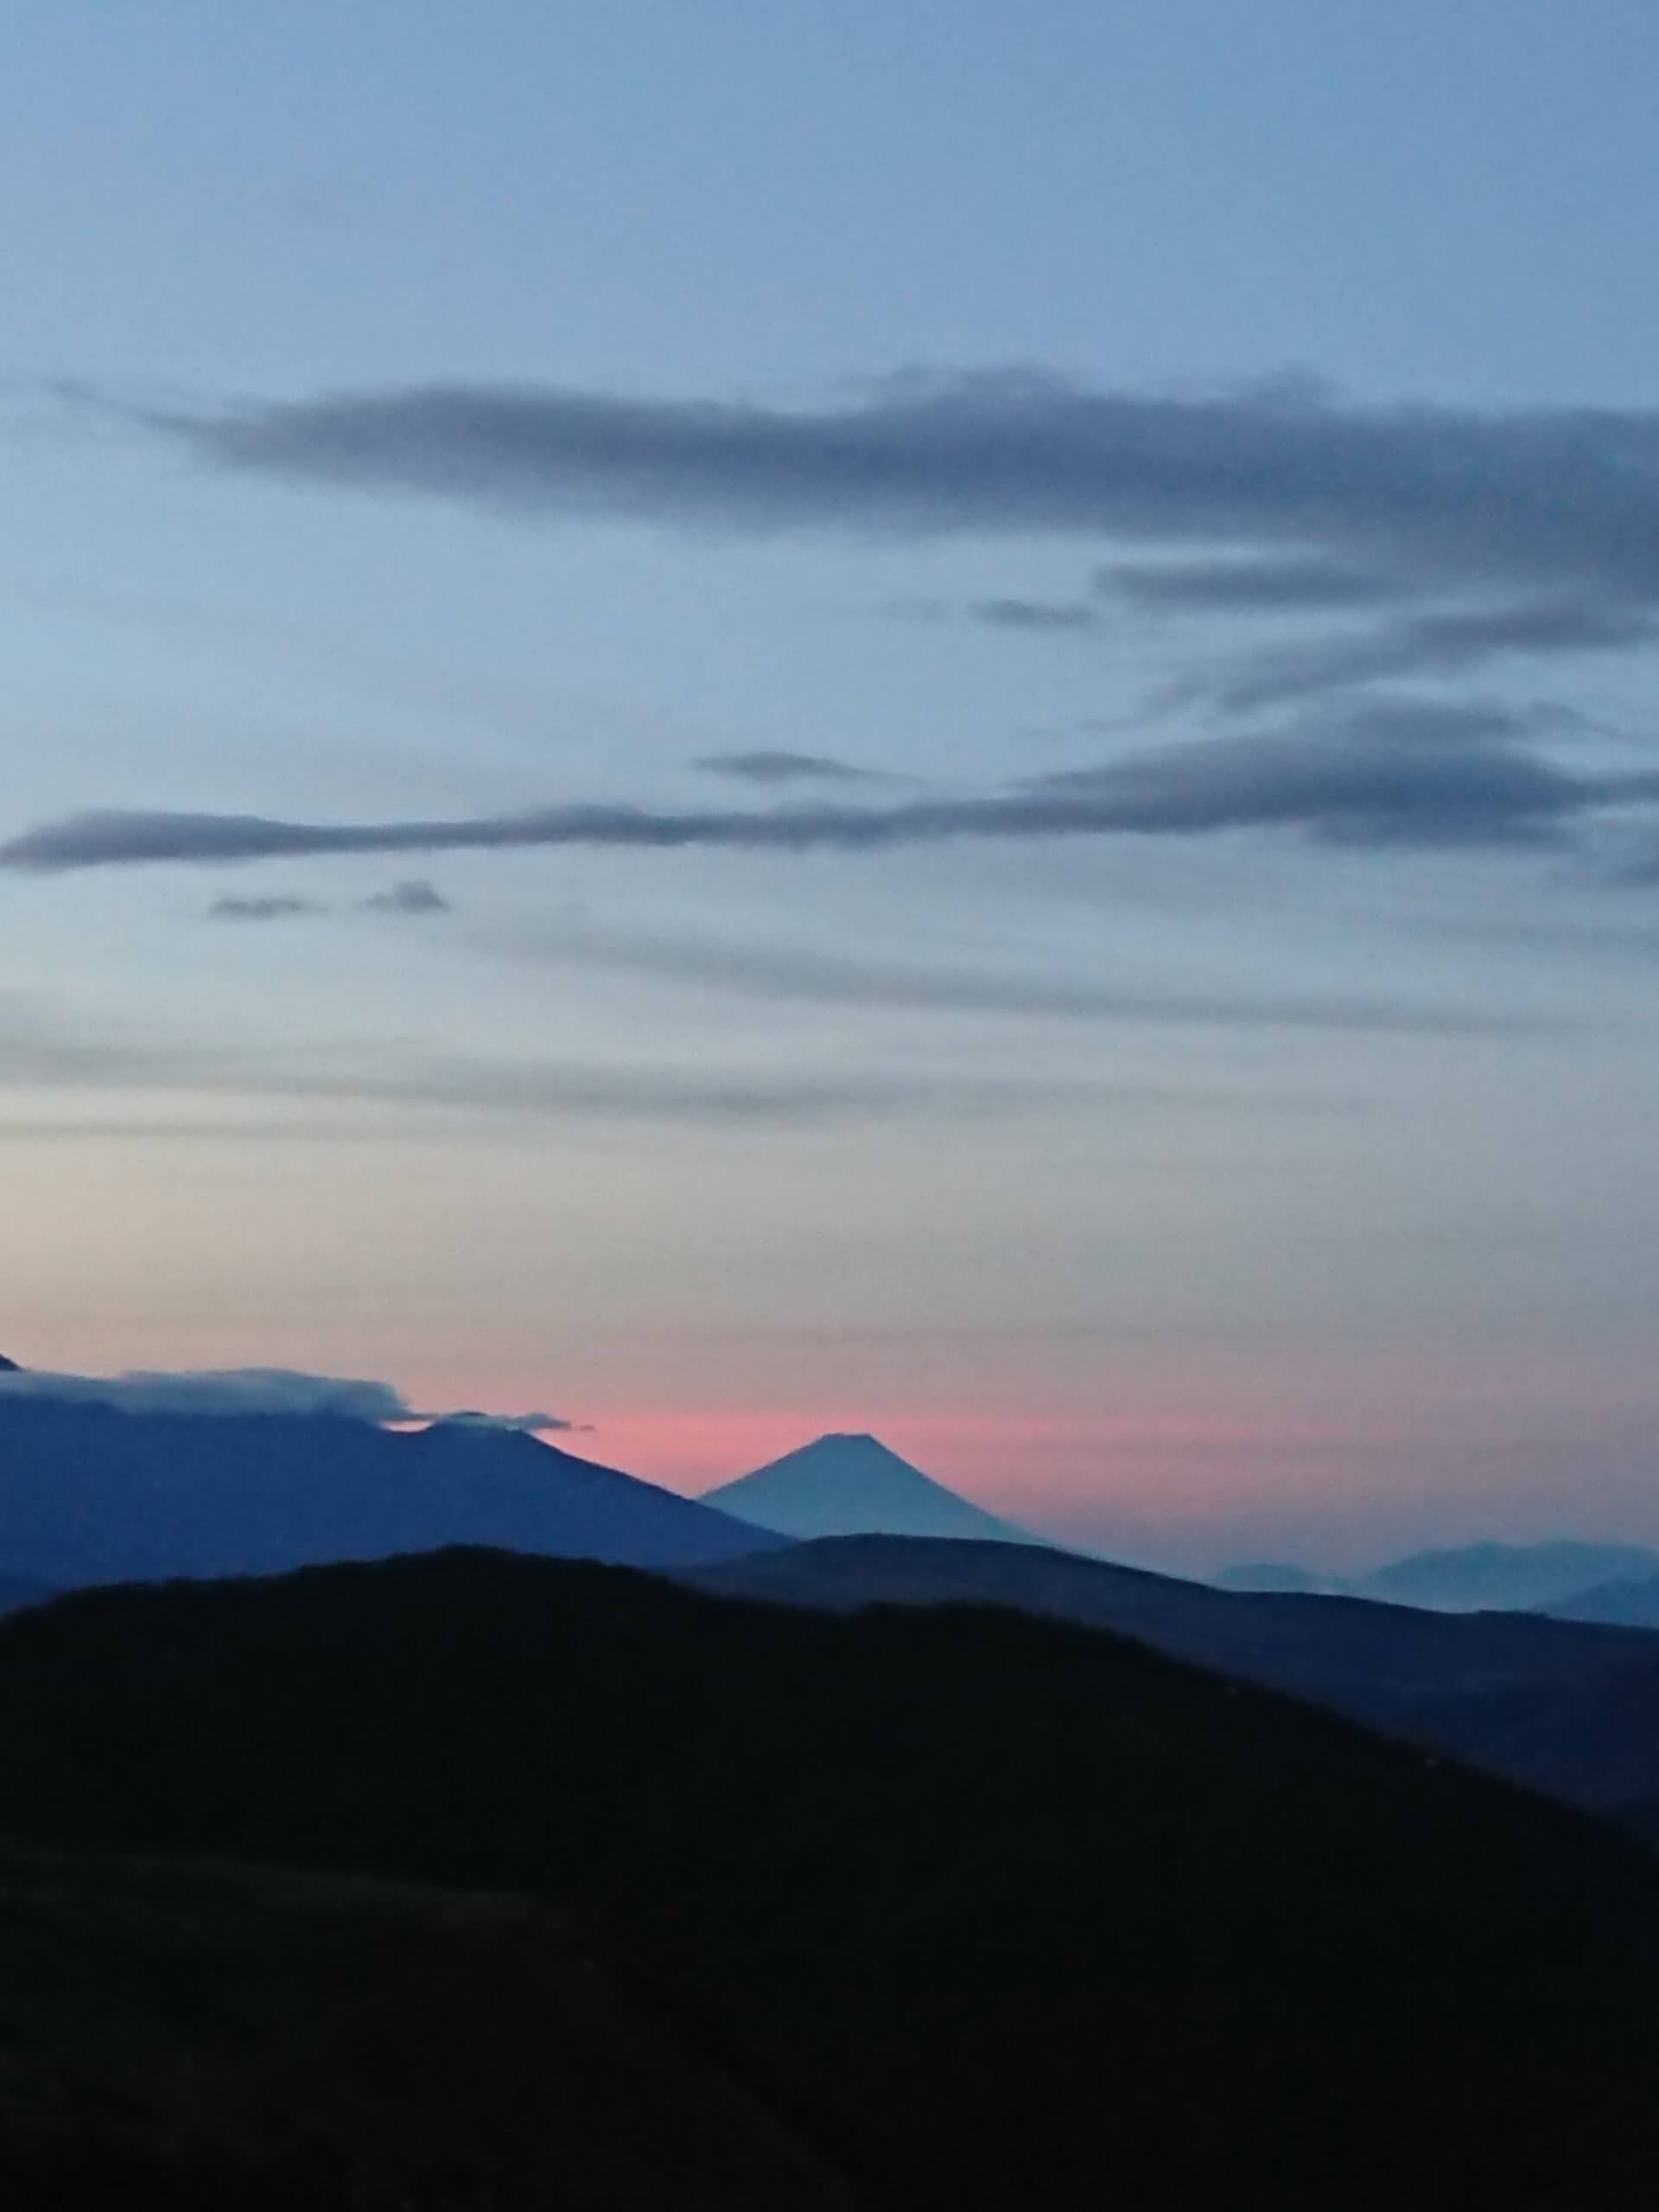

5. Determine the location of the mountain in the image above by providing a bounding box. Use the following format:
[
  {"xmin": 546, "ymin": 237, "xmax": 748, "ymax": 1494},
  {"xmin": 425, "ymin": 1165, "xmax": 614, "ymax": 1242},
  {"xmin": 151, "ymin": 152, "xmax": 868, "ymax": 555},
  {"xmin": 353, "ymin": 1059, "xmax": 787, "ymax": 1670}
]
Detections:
[
  {"xmin": 702, "ymin": 1431, "xmax": 1046, "ymax": 1545},
  {"xmin": 0, "ymin": 1395, "xmax": 780, "ymax": 1586},
  {"xmin": 3, "ymin": 1547, "xmax": 1659, "ymax": 2206},
  {"xmin": 689, "ymin": 1533, "xmax": 1659, "ymax": 1827},
  {"xmin": 0, "ymin": 1576, "xmax": 52, "ymax": 1618},
  {"xmin": 1545, "ymin": 1573, "xmax": 1659, "ymax": 1629},
  {"xmin": 0, "ymin": 1353, "xmax": 19, "ymax": 1372},
  {"xmin": 1354, "ymin": 1539, "xmax": 1659, "ymax": 1611},
  {"xmin": 1213, "ymin": 1560, "xmax": 1338, "ymax": 1594},
  {"xmin": 0, "ymin": 1838, "xmax": 851, "ymax": 2212}
]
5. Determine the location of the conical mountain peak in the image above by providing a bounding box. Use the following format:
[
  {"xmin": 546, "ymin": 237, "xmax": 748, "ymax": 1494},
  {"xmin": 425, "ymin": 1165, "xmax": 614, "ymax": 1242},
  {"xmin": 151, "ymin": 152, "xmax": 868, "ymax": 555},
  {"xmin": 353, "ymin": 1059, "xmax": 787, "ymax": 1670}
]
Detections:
[{"xmin": 703, "ymin": 1431, "xmax": 1047, "ymax": 1548}]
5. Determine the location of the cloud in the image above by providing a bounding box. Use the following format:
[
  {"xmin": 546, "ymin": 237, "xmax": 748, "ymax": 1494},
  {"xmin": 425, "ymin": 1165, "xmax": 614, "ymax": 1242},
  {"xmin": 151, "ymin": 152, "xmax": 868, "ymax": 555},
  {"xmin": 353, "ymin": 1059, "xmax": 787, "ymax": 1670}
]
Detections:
[
  {"xmin": 0, "ymin": 1363, "xmax": 575, "ymax": 1430},
  {"xmin": 1020, "ymin": 700, "xmax": 1609, "ymax": 850},
  {"xmin": 0, "ymin": 1364, "xmax": 414, "ymax": 1422},
  {"xmin": 507, "ymin": 916, "xmax": 1554, "ymax": 1037},
  {"xmin": 134, "ymin": 371, "xmax": 1659, "ymax": 602},
  {"xmin": 1097, "ymin": 557, "xmax": 1406, "ymax": 614},
  {"xmin": 363, "ymin": 878, "xmax": 451, "ymax": 915},
  {"xmin": 1216, "ymin": 598, "xmax": 1659, "ymax": 712},
  {"xmin": 0, "ymin": 989, "xmax": 1196, "ymax": 1130},
  {"xmin": 695, "ymin": 748, "xmax": 887, "ymax": 785},
  {"xmin": 970, "ymin": 597, "xmax": 1098, "ymax": 632},
  {"xmin": 426, "ymin": 1408, "xmax": 576, "ymax": 1433},
  {"xmin": 208, "ymin": 893, "xmax": 324, "ymax": 921},
  {"xmin": 3, "ymin": 696, "xmax": 1644, "ymax": 874}
]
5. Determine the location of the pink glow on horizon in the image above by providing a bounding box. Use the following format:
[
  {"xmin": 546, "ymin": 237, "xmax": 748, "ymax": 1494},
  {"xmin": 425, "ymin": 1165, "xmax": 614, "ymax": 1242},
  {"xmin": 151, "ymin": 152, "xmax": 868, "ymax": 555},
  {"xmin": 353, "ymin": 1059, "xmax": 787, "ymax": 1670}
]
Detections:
[{"xmin": 569, "ymin": 1401, "xmax": 1338, "ymax": 1513}]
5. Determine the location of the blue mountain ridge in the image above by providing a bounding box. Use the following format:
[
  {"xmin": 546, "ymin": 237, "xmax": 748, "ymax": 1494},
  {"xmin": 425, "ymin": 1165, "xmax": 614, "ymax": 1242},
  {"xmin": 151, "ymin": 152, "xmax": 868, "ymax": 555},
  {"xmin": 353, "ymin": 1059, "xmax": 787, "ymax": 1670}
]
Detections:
[{"xmin": 0, "ymin": 1395, "xmax": 780, "ymax": 1585}]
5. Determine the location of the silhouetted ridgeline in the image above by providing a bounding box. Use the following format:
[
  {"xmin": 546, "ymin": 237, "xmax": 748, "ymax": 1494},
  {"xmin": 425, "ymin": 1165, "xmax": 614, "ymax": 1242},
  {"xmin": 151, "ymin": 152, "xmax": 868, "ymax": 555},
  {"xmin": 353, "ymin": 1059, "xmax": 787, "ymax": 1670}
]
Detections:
[
  {"xmin": 690, "ymin": 1533, "xmax": 1659, "ymax": 1828},
  {"xmin": 3, "ymin": 1548, "xmax": 1659, "ymax": 2207},
  {"xmin": 0, "ymin": 1395, "xmax": 779, "ymax": 1581}
]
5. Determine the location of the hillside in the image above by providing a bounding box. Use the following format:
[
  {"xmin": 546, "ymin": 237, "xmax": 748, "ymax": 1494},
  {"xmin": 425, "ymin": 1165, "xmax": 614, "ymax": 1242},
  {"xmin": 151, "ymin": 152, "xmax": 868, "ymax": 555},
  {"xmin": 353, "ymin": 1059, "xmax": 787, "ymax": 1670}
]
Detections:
[
  {"xmin": 3, "ymin": 1548, "xmax": 1659, "ymax": 2206},
  {"xmin": 702, "ymin": 1431, "xmax": 1045, "ymax": 1544},
  {"xmin": 0, "ymin": 1397, "xmax": 779, "ymax": 1584},
  {"xmin": 0, "ymin": 1839, "xmax": 854, "ymax": 2209},
  {"xmin": 0, "ymin": 1577, "xmax": 52, "ymax": 1618},
  {"xmin": 690, "ymin": 1533, "xmax": 1659, "ymax": 1824}
]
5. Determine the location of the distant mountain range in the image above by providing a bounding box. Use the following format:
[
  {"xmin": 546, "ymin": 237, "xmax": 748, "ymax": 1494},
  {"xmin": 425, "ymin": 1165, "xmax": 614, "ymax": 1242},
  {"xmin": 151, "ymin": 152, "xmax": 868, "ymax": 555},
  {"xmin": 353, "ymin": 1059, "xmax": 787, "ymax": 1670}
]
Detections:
[
  {"xmin": 703, "ymin": 1431, "xmax": 1048, "ymax": 1546},
  {"xmin": 0, "ymin": 1395, "xmax": 779, "ymax": 1586},
  {"xmin": 1544, "ymin": 1573, "xmax": 1659, "ymax": 1629},
  {"xmin": 1219, "ymin": 1539, "xmax": 1659, "ymax": 1614}
]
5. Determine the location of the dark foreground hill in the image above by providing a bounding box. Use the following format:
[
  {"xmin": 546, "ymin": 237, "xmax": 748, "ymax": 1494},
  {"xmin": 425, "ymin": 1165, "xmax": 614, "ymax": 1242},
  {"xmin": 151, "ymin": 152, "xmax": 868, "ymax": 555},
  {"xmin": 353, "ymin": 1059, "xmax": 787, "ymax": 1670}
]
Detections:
[
  {"xmin": 4, "ymin": 1552, "xmax": 1659, "ymax": 2206},
  {"xmin": 0, "ymin": 1396, "xmax": 778, "ymax": 1584},
  {"xmin": 692, "ymin": 1533, "xmax": 1659, "ymax": 1827},
  {"xmin": 0, "ymin": 1839, "xmax": 853, "ymax": 2211}
]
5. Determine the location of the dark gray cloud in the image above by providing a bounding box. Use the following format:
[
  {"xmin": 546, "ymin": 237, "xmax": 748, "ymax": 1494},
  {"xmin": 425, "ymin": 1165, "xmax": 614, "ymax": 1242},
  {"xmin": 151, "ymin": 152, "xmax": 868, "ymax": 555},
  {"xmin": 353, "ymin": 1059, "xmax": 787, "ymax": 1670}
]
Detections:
[
  {"xmin": 1217, "ymin": 597, "xmax": 1659, "ymax": 712},
  {"xmin": 1097, "ymin": 557, "xmax": 1405, "ymax": 614},
  {"xmin": 4, "ymin": 695, "xmax": 1642, "ymax": 873},
  {"xmin": 508, "ymin": 917, "xmax": 1556, "ymax": 1037},
  {"xmin": 363, "ymin": 878, "xmax": 452, "ymax": 915},
  {"xmin": 137, "ymin": 372, "xmax": 1659, "ymax": 601},
  {"xmin": 1022, "ymin": 699, "xmax": 1611, "ymax": 850},
  {"xmin": 695, "ymin": 748, "xmax": 887, "ymax": 785},
  {"xmin": 970, "ymin": 597, "xmax": 1098, "ymax": 632},
  {"xmin": 207, "ymin": 893, "xmax": 324, "ymax": 922}
]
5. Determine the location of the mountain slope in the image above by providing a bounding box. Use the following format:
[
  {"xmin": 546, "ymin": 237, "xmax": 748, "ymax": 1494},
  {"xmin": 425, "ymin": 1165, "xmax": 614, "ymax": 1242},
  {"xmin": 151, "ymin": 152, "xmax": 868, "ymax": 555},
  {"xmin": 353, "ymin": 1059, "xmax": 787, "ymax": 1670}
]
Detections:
[
  {"xmin": 1355, "ymin": 1540, "xmax": 1659, "ymax": 1611},
  {"xmin": 690, "ymin": 1533, "xmax": 1659, "ymax": 1822},
  {"xmin": 4, "ymin": 1548, "xmax": 1659, "ymax": 2205},
  {"xmin": 702, "ymin": 1432, "xmax": 1044, "ymax": 1545},
  {"xmin": 0, "ymin": 1577, "xmax": 52, "ymax": 1618},
  {"xmin": 0, "ymin": 1397, "xmax": 779, "ymax": 1585},
  {"xmin": 0, "ymin": 1839, "xmax": 855, "ymax": 2210},
  {"xmin": 1545, "ymin": 1573, "xmax": 1659, "ymax": 1628}
]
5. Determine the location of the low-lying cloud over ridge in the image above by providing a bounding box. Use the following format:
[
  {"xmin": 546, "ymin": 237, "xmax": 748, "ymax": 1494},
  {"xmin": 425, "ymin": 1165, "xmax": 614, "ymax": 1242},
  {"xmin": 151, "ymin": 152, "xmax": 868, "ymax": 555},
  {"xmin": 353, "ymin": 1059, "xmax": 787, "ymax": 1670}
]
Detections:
[{"xmin": 0, "ymin": 1363, "xmax": 569, "ymax": 1429}]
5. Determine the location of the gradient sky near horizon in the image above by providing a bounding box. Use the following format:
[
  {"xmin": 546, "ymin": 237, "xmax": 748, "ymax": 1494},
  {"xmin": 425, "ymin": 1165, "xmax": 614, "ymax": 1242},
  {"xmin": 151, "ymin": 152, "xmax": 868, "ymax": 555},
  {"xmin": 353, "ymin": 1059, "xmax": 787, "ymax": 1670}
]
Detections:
[{"xmin": 7, "ymin": 1, "xmax": 1659, "ymax": 1571}]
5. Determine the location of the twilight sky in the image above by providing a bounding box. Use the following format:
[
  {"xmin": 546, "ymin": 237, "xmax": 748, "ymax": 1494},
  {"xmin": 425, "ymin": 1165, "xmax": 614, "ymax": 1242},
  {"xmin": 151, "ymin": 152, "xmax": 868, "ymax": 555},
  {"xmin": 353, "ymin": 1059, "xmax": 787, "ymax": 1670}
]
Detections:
[{"xmin": 5, "ymin": 1, "xmax": 1659, "ymax": 1570}]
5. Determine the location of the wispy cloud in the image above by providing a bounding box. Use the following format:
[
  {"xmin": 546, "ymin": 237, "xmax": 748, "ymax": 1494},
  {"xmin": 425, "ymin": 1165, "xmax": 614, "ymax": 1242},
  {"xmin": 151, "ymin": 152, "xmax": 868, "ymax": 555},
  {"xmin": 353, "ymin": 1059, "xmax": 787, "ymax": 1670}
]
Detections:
[
  {"xmin": 507, "ymin": 916, "xmax": 1556, "ymax": 1037},
  {"xmin": 1097, "ymin": 557, "xmax": 1407, "ymax": 615},
  {"xmin": 695, "ymin": 748, "xmax": 888, "ymax": 785},
  {"xmin": 5, "ymin": 696, "xmax": 1647, "ymax": 874},
  {"xmin": 1213, "ymin": 598, "xmax": 1659, "ymax": 713},
  {"xmin": 0, "ymin": 991, "xmax": 1249, "ymax": 1130},
  {"xmin": 132, "ymin": 371, "xmax": 1659, "ymax": 602},
  {"xmin": 363, "ymin": 878, "xmax": 451, "ymax": 915},
  {"xmin": 207, "ymin": 893, "xmax": 323, "ymax": 922}
]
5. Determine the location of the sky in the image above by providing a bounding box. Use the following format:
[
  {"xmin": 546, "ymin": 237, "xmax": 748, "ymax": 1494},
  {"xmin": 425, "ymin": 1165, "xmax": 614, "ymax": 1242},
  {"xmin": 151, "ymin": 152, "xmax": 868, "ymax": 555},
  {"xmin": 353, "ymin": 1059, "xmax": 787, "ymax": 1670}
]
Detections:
[{"xmin": 5, "ymin": 1, "xmax": 1659, "ymax": 1571}]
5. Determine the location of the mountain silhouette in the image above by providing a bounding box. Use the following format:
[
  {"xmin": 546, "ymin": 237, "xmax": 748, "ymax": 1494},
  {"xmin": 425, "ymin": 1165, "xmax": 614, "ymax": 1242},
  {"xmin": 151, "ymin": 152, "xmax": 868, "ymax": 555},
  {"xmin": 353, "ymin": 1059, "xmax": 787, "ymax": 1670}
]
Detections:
[
  {"xmin": 1356, "ymin": 1539, "xmax": 1659, "ymax": 1611},
  {"xmin": 0, "ymin": 1396, "xmax": 779, "ymax": 1585},
  {"xmin": 690, "ymin": 1532, "xmax": 1659, "ymax": 1829},
  {"xmin": 702, "ymin": 1431, "xmax": 1046, "ymax": 1545},
  {"xmin": 0, "ymin": 1838, "xmax": 850, "ymax": 2211},
  {"xmin": 5, "ymin": 1546, "xmax": 1659, "ymax": 2207},
  {"xmin": 0, "ymin": 1576, "xmax": 52, "ymax": 1618},
  {"xmin": 1547, "ymin": 1573, "xmax": 1659, "ymax": 1629},
  {"xmin": 1213, "ymin": 1540, "xmax": 1659, "ymax": 1611}
]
